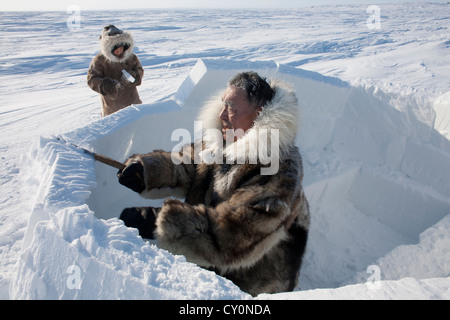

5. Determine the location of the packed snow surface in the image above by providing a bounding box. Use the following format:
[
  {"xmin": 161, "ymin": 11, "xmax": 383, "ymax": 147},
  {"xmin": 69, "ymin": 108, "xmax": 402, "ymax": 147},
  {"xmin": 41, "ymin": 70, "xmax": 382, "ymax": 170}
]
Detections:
[{"xmin": 1, "ymin": 4, "xmax": 449, "ymax": 299}]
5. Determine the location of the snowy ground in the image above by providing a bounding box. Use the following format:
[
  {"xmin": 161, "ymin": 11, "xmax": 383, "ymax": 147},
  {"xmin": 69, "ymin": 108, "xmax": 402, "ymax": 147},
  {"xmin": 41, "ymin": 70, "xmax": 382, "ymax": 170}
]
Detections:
[{"xmin": 1, "ymin": 3, "xmax": 449, "ymax": 300}]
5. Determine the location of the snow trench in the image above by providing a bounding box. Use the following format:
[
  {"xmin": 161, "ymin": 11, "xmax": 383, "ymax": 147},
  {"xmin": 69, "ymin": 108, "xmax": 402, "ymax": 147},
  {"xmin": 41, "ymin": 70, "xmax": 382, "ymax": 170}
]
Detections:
[{"xmin": 11, "ymin": 59, "xmax": 450, "ymax": 299}]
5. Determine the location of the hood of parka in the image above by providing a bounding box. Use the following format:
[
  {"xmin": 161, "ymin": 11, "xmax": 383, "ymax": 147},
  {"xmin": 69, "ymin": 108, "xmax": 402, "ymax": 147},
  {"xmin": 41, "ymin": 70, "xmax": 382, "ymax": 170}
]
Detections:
[
  {"xmin": 197, "ymin": 79, "xmax": 300, "ymax": 164},
  {"xmin": 99, "ymin": 25, "xmax": 135, "ymax": 63}
]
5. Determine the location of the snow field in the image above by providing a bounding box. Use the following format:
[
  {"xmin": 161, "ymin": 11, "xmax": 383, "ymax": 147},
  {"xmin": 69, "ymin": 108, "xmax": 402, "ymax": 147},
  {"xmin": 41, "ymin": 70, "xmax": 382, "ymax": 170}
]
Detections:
[{"xmin": 1, "ymin": 4, "xmax": 450, "ymax": 299}]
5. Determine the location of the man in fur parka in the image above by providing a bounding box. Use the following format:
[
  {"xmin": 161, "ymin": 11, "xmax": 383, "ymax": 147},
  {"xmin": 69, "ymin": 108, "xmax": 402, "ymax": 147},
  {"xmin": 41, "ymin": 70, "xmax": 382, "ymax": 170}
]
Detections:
[
  {"xmin": 118, "ymin": 72, "xmax": 310, "ymax": 296},
  {"xmin": 87, "ymin": 25, "xmax": 143, "ymax": 116}
]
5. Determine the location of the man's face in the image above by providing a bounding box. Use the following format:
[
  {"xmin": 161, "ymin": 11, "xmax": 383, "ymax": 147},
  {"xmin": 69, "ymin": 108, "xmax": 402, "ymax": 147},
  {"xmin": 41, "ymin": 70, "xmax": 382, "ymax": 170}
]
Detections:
[{"xmin": 219, "ymin": 86, "xmax": 261, "ymax": 141}]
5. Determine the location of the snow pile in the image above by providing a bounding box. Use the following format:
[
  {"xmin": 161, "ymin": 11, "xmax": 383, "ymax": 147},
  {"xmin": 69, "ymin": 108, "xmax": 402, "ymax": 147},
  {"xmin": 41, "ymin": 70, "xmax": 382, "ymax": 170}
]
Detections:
[
  {"xmin": 10, "ymin": 58, "xmax": 450, "ymax": 299},
  {"xmin": 258, "ymin": 276, "xmax": 450, "ymax": 300},
  {"xmin": 12, "ymin": 205, "xmax": 247, "ymax": 299}
]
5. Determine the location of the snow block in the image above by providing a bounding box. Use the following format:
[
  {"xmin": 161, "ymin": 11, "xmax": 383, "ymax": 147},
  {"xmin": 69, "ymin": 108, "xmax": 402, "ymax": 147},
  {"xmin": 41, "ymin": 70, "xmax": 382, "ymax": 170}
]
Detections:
[
  {"xmin": 433, "ymin": 91, "xmax": 450, "ymax": 141},
  {"xmin": 13, "ymin": 58, "xmax": 450, "ymax": 299}
]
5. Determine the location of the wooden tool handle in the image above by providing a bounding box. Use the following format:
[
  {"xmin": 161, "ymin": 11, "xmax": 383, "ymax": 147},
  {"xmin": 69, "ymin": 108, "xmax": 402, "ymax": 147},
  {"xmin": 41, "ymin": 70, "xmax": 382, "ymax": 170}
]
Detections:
[
  {"xmin": 56, "ymin": 136, "xmax": 126, "ymax": 170},
  {"xmin": 92, "ymin": 153, "xmax": 126, "ymax": 170}
]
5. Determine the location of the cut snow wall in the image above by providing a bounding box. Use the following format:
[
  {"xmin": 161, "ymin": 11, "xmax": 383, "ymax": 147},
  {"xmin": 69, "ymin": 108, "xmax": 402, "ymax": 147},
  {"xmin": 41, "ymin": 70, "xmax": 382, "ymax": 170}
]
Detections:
[
  {"xmin": 14, "ymin": 59, "xmax": 450, "ymax": 298},
  {"xmin": 433, "ymin": 91, "xmax": 450, "ymax": 141}
]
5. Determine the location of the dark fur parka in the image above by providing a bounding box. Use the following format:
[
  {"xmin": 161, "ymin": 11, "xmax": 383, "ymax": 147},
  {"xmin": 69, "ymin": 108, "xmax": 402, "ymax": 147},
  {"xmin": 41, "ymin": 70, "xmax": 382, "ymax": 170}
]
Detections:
[
  {"xmin": 125, "ymin": 80, "xmax": 310, "ymax": 296},
  {"xmin": 87, "ymin": 28, "xmax": 143, "ymax": 116}
]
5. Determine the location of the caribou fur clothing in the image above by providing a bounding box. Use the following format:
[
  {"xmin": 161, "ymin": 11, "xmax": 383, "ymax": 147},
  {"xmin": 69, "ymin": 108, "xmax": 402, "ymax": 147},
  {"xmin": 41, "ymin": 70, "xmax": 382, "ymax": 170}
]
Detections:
[
  {"xmin": 87, "ymin": 27, "xmax": 143, "ymax": 116},
  {"xmin": 124, "ymin": 79, "xmax": 310, "ymax": 296}
]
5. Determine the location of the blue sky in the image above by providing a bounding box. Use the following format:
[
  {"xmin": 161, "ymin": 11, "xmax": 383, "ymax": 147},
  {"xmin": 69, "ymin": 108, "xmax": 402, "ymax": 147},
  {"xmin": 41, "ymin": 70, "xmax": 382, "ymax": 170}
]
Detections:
[{"xmin": 1, "ymin": 0, "xmax": 448, "ymax": 11}]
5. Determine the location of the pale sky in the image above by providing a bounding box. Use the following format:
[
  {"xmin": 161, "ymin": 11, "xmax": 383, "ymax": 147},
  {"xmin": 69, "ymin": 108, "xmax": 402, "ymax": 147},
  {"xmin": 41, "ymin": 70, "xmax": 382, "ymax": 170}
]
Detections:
[{"xmin": 1, "ymin": 0, "xmax": 448, "ymax": 11}]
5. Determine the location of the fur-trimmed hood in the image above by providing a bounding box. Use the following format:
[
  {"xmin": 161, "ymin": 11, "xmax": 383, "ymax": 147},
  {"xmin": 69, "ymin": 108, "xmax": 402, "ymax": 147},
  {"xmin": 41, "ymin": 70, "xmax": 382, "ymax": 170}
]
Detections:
[
  {"xmin": 197, "ymin": 79, "xmax": 300, "ymax": 163},
  {"xmin": 100, "ymin": 26, "xmax": 135, "ymax": 63}
]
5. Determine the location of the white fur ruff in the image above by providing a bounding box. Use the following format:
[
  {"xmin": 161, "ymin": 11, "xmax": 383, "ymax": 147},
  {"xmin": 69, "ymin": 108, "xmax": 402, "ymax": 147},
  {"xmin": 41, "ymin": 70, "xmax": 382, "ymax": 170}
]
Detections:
[{"xmin": 100, "ymin": 31, "xmax": 135, "ymax": 63}]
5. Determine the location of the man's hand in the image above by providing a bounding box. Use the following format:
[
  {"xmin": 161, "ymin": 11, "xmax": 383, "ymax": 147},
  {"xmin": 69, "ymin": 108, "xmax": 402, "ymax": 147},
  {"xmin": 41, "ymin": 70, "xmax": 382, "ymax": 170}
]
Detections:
[
  {"xmin": 120, "ymin": 207, "xmax": 158, "ymax": 239},
  {"xmin": 117, "ymin": 162, "xmax": 145, "ymax": 193}
]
